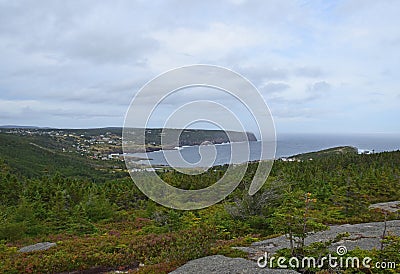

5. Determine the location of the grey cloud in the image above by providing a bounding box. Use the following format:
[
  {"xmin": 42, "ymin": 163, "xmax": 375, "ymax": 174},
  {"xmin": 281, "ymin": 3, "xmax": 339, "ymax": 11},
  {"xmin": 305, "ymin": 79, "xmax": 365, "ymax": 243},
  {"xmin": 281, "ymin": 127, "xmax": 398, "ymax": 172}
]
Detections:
[
  {"xmin": 45, "ymin": 89, "xmax": 131, "ymax": 106},
  {"xmin": 42, "ymin": 83, "xmax": 139, "ymax": 106},
  {"xmin": 380, "ymin": 68, "xmax": 397, "ymax": 78},
  {"xmin": 93, "ymin": 79, "xmax": 146, "ymax": 95},
  {"xmin": 235, "ymin": 66, "xmax": 289, "ymax": 85},
  {"xmin": 0, "ymin": 1, "xmax": 399, "ymax": 132},
  {"xmin": 310, "ymin": 81, "xmax": 331, "ymax": 92},
  {"xmin": 1, "ymin": 1, "xmax": 159, "ymax": 66},
  {"xmin": 251, "ymin": 67, "xmax": 289, "ymax": 80},
  {"xmin": 0, "ymin": 75, "xmax": 139, "ymax": 106},
  {"xmin": 0, "ymin": 112, "xmax": 15, "ymax": 119},
  {"xmin": 266, "ymin": 95, "xmax": 303, "ymax": 105},
  {"xmin": 0, "ymin": 1, "xmax": 158, "ymax": 114},
  {"xmin": 50, "ymin": 110, "xmax": 122, "ymax": 119},
  {"xmin": 304, "ymin": 81, "xmax": 331, "ymax": 101},
  {"xmin": 55, "ymin": 32, "xmax": 158, "ymax": 65},
  {"xmin": 267, "ymin": 81, "xmax": 331, "ymax": 105},
  {"xmin": 368, "ymin": 92, "xmax": 384, "ymax": 96},
  {"xmin": 261, "ymin": 82, "xmax": 290, "ymax": 94},
  {"xmin": 7, "ymin": 100, "xmax": 123, "ymax": 120},
  {"xmin": 0, "ymin": 104, "xmax": 125, "ymax": 128},
  {"xmin": 270, "ymin": 106, "xmax": 315, "ymax": 119},
  {"xmin": 294, "ymin": 66, "xmax": 325, "ymax": 78}
]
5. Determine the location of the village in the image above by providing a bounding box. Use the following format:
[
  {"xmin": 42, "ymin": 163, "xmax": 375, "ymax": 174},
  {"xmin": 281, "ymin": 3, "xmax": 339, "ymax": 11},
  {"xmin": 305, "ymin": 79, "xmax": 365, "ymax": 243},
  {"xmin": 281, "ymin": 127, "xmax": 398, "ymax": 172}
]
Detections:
[{"xmin": 0, "ymin": 127, "xmax": 124, "ymax": 161}]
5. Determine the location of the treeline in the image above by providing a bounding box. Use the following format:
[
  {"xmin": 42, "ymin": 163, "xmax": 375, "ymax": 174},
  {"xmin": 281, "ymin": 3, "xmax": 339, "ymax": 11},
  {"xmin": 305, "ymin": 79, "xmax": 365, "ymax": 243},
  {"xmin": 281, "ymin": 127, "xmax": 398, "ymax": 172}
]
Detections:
[
  {"xmin": 0, "ymin": 149, "xmax": 400, "ymax": 273},
  {"xmin": 1, "ymin": 150, "xmax": 399, "ymax": 241},
  {"xmin": 0, "ymin": 133, "xmax": 125, "ymax": 179}
]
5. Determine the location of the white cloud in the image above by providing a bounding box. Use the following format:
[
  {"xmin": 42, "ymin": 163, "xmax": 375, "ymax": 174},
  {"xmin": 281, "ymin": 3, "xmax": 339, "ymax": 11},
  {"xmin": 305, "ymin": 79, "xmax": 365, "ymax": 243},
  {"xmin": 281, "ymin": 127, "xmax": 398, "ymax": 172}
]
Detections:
[
  {"xmin": 0, "ymin": 1, "xmax": 399, "ymax": 133},
  {"xmin": 152, "ymin": 23, "xmax": 258, "ymax": 56}
]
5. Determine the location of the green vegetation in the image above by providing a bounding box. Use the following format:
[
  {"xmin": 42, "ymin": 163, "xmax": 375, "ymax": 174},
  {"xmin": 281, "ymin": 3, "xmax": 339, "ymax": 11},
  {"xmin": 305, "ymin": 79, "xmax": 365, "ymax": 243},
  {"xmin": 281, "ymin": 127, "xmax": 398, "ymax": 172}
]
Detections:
[
  {"xmin": 123, "ymin": 128, "xmax": 257, "ymax": 152},
  {"xmin": 288, "ymin": 145, "xmax": 358, "ymax": 161},
  {"xmin": 0, "ymin": 133, "xmax": 399, "ymax": 273},
  {"xmin": 0, "ymin": 127, "xmax": 257, "ymax": 155},
  {"xmin": 126, "ymin": 128, "xmax": 256, "ymax": 147},
  {"xmin": 0, "ymin": 133, "xmax": 125, "ymax": 179}
]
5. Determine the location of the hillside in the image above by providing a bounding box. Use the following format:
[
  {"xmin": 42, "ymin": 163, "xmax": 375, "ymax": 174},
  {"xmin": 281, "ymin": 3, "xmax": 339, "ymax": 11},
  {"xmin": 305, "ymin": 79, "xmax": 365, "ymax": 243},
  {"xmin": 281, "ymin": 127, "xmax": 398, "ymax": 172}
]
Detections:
[
  {"xmin": 142, "ymin": 128, "xmax": 257, "ymax": 147},
  {"xmin": 0, "ymin": 133, "xmax": 124, "ymax": 179},
  {"xmin": 288, "ymin": 145, "xmax": 358, "ymax": 160},
  {"xmin": 0, "ymin": 127, "xmax": 257, "ymax": 177},
  {"xmin": 0, "ymin": 127, "xmax": 257, "ymax": 153},
  {"xmin": 0, "ymin": 134, "xmax": 399, "ymax": 273}
]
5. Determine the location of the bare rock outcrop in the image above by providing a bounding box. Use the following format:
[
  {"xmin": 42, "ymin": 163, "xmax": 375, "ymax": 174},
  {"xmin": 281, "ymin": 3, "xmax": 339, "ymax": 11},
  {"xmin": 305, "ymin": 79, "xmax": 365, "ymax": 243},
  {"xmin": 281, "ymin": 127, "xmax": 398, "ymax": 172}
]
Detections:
[
  {"xmin": 19, "ymin": 242, "xmax": 56, "ymax": 253},
  {"xmin": 169, "ymin": 255, "xmax": 299, "ymax": 274},
  {"xmin": 236, "ymin": 220, "xmax": 400, "ymax": 260}
]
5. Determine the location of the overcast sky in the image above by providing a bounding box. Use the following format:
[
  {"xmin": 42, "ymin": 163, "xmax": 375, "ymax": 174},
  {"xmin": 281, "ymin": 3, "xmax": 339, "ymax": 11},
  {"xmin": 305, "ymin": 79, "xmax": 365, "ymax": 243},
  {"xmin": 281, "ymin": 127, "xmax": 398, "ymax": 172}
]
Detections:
[{"xmin": 0, "ymin": 0, "xmax": 399, "ymax": 134}]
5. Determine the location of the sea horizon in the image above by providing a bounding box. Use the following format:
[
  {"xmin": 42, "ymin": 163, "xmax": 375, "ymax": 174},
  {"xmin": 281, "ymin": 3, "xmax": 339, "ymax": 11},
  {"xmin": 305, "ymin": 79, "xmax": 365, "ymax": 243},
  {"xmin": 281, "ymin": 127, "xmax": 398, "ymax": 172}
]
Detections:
[{"xmin": 129, "ymin": 132, "xmax": 400, "ymax": 168}]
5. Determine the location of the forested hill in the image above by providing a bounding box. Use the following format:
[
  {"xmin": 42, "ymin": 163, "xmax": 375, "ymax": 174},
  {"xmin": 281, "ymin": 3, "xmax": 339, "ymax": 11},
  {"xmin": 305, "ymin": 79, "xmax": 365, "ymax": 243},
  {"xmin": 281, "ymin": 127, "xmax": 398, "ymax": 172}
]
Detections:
[
  {"xmin": 0, "ymin": 133, "xmax": 125, "ymax": 179},
  {"xmin": 148, "ymin": 128, "xmax": 257, "ymax": 146},
  {"xmin": 288, "ymin": 146, "xmax": 358, "ymax": 160},
  {"xmin": 0, "ymin": 127, "xmax": 257, "ymax": 145},
  {"xmin": 0, "ymin": 136, "xmax": 399, "ymax": 272},
  {"xmin": 0, "ymin": 127, "xmax": 257, "ymax": 154},
  {"xmin": 0, "ymin": 127, "xmax": 256, "ymax": 178}
]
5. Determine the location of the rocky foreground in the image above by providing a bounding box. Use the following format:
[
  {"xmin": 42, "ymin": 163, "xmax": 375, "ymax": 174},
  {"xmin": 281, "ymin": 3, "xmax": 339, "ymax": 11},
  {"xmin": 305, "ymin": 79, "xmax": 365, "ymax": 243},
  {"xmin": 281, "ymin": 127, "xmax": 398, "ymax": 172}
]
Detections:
[
  {"xmin": 169, "ymin": 255, "xmax": 299, "ymax": 274},
  {"xmin": 16, "ymin": 202, "xmax": 399, "ymax": 273},
  {"xmin": 170, "ymin": 219, "xmax": 400, "ymax": 274},
  {"xmin": 236, "ymin": 220, "xmax": 400, "ymax": 259}
]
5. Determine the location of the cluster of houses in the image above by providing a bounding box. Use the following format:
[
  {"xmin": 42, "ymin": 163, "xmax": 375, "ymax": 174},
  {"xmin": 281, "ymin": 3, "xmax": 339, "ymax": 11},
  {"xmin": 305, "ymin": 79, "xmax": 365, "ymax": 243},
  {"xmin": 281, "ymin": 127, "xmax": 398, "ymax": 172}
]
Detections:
[
  {"xmin": 1, "ymin": 128, "xmax": 67, "ymax": 136},
  {"xmin": 358, "ymin": 149, "xmax": 375, "ymax": 154},
  {"xmin": 72, "ymin": 133, "xmax": 123, "ymax": 160},
  {"xmin": 279, "ymin": 157, "xmax": 303, "ymax": 162},
  {"xmin": 2, "ymin": 128, "xmax": 123, "ymax": 161}
]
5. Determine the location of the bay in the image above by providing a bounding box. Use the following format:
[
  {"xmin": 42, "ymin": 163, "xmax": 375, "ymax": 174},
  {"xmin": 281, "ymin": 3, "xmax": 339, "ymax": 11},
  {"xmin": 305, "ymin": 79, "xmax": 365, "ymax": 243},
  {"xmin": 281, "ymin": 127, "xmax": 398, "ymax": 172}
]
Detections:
[{"xmin": 130, "ymin": 133, "xmax": 400, "ymax": 168}]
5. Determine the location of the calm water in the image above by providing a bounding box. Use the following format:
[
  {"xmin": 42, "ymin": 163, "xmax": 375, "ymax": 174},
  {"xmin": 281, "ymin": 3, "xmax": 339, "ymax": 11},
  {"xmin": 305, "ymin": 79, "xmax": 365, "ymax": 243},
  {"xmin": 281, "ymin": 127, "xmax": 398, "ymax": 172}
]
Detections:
[{"xmin": 131, "ymin": 133, "xmax": 400, "ymax": 167}]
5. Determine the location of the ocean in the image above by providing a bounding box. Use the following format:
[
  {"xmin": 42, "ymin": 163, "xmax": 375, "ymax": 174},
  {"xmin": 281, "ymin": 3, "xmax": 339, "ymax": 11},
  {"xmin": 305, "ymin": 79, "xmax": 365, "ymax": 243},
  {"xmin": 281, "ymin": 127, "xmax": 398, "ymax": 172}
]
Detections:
[{"xmin": 130, "ymin": 133, "xmax": 400, "ymax": 168}]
